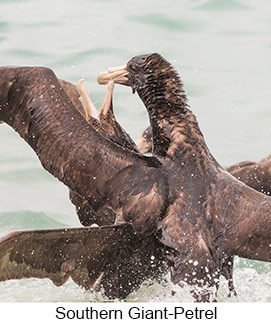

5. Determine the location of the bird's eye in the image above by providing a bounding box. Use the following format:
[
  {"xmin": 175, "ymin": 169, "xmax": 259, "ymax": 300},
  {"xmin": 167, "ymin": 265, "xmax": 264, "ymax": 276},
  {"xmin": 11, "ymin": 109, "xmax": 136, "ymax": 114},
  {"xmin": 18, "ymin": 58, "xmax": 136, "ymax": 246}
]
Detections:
[
  {"xmin": 140, "ymin": 57, "xmax": 147, "ymax": 64},
  {"xmin": 129, "ymin": 63, "xmax": 137, "ymax": 72}
]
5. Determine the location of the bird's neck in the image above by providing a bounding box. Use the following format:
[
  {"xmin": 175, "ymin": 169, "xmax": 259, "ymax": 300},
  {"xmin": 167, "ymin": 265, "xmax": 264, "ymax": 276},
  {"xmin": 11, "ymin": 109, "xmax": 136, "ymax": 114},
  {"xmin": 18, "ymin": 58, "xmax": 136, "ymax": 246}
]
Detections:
[{"xmin": 137, "ymin": 81, "xmax": 219, "ymax": 173}]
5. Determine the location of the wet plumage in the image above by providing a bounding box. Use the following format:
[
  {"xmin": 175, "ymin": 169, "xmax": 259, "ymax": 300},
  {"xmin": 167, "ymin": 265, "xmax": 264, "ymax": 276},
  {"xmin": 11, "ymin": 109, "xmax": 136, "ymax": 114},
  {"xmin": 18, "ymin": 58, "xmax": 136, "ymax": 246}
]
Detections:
[
  {"xmin": 0, "ymin": 54, "xmax": 270, "ymax": 301},
  {"xmin": 98, "ymin": 53, "xmax": 271, "ymax": 299},
  {"xmin": 61, "ymin": 79, "xmax": 139, "ymax": 226},
  {"xmin": 0, "ymin": 66, "xmax": 167, "ymax": 299},
  {"xmin": 137, "ymin": 126, "xmax": 271, "ymax": 196},
  {"xmin": 227, "ymin": 155, "xmax": 271, "ymax": 195}
]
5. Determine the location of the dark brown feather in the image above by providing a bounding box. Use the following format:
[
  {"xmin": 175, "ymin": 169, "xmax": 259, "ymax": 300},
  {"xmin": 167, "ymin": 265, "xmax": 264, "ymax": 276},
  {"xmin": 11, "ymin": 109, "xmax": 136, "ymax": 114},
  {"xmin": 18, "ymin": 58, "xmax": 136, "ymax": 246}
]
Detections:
[
  {"xmin": 59, "ymin": 78, "xmax": 139, "ymax": 226},
  {"xmin": 0, "ymin": 224, "xmax": 167, "ymax": 299},
  {"xmin": 227, "ymin": 155, "xmax": 271, "ymax": 195},
  {"xmin": 1, "ymin": 59, "xmax": 271, "ymax": 302},
  {"xmin": 0, "ymin": 67, "xmax": 163, "ymax": 223},
  {"xmin": 99, "ymin": 53, "xmax": 271, "ymax": 301},
  {"xmin": 0, "ymin": 66, "xmax": 168, "ymax": 298},
  {"xmin": 137, "ymin": 126, "xmax": 271, "ymax": 196}
]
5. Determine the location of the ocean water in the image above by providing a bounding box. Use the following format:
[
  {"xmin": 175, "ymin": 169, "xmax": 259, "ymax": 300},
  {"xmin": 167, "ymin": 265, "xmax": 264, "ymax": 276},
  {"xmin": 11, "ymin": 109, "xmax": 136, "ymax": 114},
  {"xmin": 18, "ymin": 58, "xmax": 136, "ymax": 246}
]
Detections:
[{"xmin": 0, "ymin": 0, "xmax": 270, "ymax": 302}]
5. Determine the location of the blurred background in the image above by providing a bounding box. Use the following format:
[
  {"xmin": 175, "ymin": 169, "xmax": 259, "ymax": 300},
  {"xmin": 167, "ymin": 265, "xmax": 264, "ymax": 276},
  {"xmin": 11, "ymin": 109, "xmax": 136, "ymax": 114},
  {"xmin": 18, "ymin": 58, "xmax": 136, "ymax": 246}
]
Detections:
[{"xmin": 0, "ymin": 0, "xmax": 270, "ymax": 301}]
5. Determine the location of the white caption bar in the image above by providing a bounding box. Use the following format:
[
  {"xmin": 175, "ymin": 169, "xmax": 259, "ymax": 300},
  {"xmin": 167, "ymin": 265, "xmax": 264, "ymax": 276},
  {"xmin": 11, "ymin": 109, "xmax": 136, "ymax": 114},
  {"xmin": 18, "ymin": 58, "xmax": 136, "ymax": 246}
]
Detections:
[{"xmin": 0, "ymin": 302, "xmax": 268, "ymax": 322}]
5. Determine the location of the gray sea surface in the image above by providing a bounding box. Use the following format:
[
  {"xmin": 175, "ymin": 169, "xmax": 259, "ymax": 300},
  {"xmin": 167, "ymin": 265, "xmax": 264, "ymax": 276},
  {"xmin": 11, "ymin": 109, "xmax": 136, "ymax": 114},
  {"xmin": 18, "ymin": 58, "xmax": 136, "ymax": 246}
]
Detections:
[{"xmin": 0, "ymin": 0, "xmax": 270, "ymax": 301}]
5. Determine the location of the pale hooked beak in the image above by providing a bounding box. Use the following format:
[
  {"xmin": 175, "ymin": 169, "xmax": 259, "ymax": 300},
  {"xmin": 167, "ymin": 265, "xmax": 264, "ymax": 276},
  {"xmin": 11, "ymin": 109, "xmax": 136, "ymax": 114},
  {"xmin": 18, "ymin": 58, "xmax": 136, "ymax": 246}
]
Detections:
[{"xmin": 97, "ymin": 64, "xmax": 128, "ymax": 85}]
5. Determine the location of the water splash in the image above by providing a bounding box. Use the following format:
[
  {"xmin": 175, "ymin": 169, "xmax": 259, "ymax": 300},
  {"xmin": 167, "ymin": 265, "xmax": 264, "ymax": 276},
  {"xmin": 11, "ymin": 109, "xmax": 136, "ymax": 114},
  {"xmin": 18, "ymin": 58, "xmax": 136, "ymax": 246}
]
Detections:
[{"xmin": 0, "ymin": 262, "xmax": 270, "ymax": 302}]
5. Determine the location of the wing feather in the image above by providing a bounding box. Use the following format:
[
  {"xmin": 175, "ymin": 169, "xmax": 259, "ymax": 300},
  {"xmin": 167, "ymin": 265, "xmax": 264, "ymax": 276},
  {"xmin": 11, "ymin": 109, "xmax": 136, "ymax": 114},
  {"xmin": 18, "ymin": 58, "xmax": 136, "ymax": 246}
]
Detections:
[
  {"xmin": 58, "ymin": 78, "xmax": 140, "ymax": 226},
  {"xmin": 0, "ymin": 226, "xmax": 120, "ymax": 286},
  {"xmin": 0, "ymin": 224, "xmax": 167, "ymax": 299},
  {"xmin": 214, "ymin": 172, "xmax": 271, "ymax": 262},
  {"xmin": 0, "ymin": 67, "xmax": 163, "ymax": 222},
  {"xmin": 104, "ymin": 163, "xmax": 168, "ymax": 232},
  {"xmin": 226, "ymin": 155, "xmax": 271, "ymax": 195}
]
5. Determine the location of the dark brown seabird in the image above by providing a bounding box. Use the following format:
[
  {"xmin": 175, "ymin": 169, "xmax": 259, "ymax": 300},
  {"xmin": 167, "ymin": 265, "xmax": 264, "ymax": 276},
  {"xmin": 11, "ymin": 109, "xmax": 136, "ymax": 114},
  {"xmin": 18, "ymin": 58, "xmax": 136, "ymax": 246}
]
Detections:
[
  {"xmin": 98, "ymin": 53, "xmax": 271, "ymax": 300},
  {"xmin": 62, "ymin": 80, "xmax": 169, "ymax": 298},
  {"xmin": 0, "ymin": 55, "xmax": 270, "ymax": 301},
  {"xmin": 0, "ymin": 67, "xmax": 166, "ymax": 299},
  {"xmin": 137, "ymin": 126, "xmax": 271, "ymax": 196}
]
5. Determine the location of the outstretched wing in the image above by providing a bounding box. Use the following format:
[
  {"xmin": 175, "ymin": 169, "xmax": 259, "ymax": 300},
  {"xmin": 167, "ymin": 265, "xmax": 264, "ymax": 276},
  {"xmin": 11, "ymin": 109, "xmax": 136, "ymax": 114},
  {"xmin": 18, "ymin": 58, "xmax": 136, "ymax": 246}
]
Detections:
[
  {"xmin": 214, "ymin": 171, "xmax": 271, "ymax": 263},
  {"xmin": 227, "ymin": 155, "xmax": 271, "ymax": 195},
  {"xmin": 0, "ymin": 225, "xmax": 131, "ymax": 288},
  {"xmin": 58, "ymin": 79, "xmax": 87, "ymax": 120},
  {"xmin": 0, "ymin": 224, "xmax": 167, "ymax": 299},
  {"xmin": 0, "ymin": 66, "xmax": 166, "ymax": 231}
]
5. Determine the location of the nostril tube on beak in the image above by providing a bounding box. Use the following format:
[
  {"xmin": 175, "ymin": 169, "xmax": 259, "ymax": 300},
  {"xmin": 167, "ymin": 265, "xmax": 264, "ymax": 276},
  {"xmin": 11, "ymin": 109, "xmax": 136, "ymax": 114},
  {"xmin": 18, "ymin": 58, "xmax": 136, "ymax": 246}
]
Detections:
[{"xmin": 97, "ymin": 64, "xmax": 128, "ymax": 85}]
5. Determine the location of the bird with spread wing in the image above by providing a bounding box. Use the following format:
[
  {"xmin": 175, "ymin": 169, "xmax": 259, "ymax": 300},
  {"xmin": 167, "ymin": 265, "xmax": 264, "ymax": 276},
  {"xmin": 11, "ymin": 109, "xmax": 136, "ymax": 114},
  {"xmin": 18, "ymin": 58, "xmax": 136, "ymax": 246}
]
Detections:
[
  {"xmin": 0, "ymin": 66, "xmax": 167, "ymax": 299},
  {"xmin": 98, "ymin": 53, "xmax": 271, "ymax": 300},
  {"xmin": 0, "ymin": 54, "xmax": 270, "ymax": 301}
]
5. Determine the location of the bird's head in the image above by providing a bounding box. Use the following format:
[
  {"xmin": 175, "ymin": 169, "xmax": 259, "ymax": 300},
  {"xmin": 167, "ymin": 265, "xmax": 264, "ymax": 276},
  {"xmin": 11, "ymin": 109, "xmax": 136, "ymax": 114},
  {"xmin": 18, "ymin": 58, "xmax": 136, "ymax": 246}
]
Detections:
[{"xmin": 98, "ymin": 53, "xmax": 179, "ymax": 94}]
